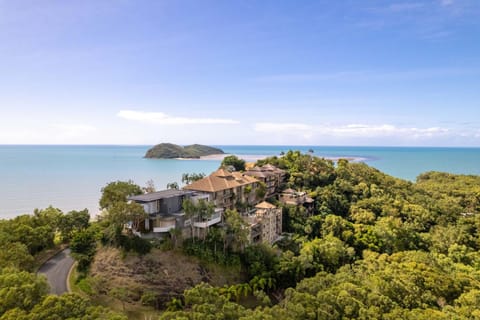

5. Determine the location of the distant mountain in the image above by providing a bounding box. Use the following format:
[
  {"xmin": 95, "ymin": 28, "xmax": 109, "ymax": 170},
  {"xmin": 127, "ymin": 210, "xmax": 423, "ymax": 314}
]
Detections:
[{"xmin": 144, "ymin": 143, "xmax": 225, "ymax": 159}]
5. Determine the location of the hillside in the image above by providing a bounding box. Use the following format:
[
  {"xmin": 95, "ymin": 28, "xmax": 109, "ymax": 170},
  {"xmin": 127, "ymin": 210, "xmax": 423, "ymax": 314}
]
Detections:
[
  {"xmin": 144, "ymin": 143, "xmax": 224, "ymax": 159},
  {"xmin": 89, "ymin": 247, "xmax": 242, "ymax": 308}
]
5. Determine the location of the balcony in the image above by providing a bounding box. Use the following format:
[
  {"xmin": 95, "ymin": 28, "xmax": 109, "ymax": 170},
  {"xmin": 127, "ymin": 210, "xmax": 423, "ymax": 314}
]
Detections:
[
  {"xmin": 194, "ymin": 211, "xmax": 222, "ymax": 228},
  {"xmin": 152, "ymin": 217, "xmax": 176, "ymax": 233}
]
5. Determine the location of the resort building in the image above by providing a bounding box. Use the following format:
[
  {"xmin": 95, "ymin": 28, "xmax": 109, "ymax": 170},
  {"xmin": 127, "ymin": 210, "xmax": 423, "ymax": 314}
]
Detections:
[
  {"xmin": 244, "ymin": 164, "xmax": 286, "ymax": 198},
  {"xmin": 183, "ymin": 168, "xmax": 261, "ymax": 211},
  {"xmin": 128, "ymin": 189, "xmax": 222, "ymax": 237},
  {"xmin": 244, "ymin": 201, "xmax": 282, "ymax": 245},
  {"xmin": 279, "ymin": 188, "xmax": 315, "ymax": 213}
]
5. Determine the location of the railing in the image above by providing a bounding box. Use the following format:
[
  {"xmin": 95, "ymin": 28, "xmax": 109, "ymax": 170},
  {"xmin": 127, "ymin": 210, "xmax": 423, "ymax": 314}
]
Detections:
[
  {"xmin": 194, "ymin": 212, "xmax": 222, "ymax": 228},
  {"xmin": 152, "ymin": 219, "xmax": 176, "ymax": 233}
]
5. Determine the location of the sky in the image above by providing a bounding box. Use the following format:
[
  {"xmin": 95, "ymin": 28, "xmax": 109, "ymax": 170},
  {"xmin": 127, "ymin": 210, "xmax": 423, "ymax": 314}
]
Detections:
[{"xmin": 0, "ymin": 0, "xmax": 479, "ymax": 146}]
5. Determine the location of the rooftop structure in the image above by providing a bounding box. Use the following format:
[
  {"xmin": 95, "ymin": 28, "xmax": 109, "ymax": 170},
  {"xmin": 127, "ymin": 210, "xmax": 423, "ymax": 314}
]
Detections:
[{"xmin": 184, "ymin": 168, "xmax": 260, "ymax": 210}]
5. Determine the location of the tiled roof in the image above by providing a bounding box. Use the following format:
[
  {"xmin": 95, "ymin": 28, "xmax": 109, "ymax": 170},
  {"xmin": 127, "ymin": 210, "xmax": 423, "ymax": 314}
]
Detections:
[
  {"xmin": 245, "ymin": 165, "xmax": 282, "ymax": 178},
  {"xmin": 255, "ymin": 201, "xmax": 277, "ymax": 209},
  {"xmin": 261, "ymin": 164, "xmax": 286, "ymax": 174},
  {"xmin": 282, "ymin": 188, "xmax": 296, "ymax": 194},
  {"xmin": 184, "ymin": 169, "xmax": 259, "ymax": 193},
  {"xmin": 244, "ymin": 171, "xmax": 268, "ymax": 178}
]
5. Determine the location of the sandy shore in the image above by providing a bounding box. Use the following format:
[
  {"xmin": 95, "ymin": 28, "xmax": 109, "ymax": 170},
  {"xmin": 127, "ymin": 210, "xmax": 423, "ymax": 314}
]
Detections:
[{"xmin": 176, "ymin": 153, "xmax": 369, "ymax": 163}]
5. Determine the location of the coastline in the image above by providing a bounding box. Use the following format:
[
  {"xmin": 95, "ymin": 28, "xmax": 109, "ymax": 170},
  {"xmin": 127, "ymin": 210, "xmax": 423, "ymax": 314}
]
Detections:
[
  {"xmin": 175, "ymin": 153, "xmax": 369, "ymax": 163},
  {"xmin": 4, "ymin": 145, "xmax": 480, "ymax": 218}
]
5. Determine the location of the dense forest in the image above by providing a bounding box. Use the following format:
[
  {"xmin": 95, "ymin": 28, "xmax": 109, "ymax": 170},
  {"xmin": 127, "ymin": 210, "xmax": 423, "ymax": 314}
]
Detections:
[{"xmin": 1, "ymin": 150, "xmax": 480, "ymax": 319}]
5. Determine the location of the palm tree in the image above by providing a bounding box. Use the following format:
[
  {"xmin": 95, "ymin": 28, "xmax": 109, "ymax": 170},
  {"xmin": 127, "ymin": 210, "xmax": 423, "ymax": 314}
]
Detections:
[
  {"xmin": 182, "ymin": 198, "xmax": 197, "ymax": 242},
  {"xmin": 197, "ymin": 199, "xmax": 214, "ymax": 240},
  {"xmin": 169, "ymin": 227, "xmax": 182, "ymax": 248}
]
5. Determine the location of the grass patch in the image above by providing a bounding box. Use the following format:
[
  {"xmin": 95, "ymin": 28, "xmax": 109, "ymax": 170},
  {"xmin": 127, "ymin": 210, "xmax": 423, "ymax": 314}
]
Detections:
[
  {"xmin": 95, "ymin": 295, "xmax": 160, "ymax": 320},
  {"xmin": 68, "ymin": 264, "xmax": 88, "ymax": 296}
]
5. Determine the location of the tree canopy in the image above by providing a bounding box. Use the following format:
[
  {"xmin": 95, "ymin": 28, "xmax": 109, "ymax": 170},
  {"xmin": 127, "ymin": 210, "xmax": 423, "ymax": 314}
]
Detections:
[{"xmin": 221, "ymin": 155, "xmax": 246, "ymax": 171}]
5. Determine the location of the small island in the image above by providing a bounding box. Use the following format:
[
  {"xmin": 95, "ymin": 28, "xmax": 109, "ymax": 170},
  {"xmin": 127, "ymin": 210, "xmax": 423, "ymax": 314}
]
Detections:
[{"xmin": 144, "ymin": 143, "xmax": 225, "ymax": 159}]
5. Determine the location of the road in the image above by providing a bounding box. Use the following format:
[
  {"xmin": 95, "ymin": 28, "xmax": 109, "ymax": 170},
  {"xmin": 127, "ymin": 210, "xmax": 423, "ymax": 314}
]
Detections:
[{"xmin": 38, "ymin": 248, "xmax": 74, "ymax": 295}]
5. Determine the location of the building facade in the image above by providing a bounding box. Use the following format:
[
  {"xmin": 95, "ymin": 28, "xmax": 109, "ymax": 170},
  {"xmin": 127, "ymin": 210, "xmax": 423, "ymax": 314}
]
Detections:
[
  {"xmin": 128, "ymin": 189, "xmax": 221, "ymax": 237},
  {"xmin": 183, "ymin": 168, "xmax": 261, "ymax": 211},
  {"xmin": 244, "ymin": 201, "xmax": 282, "ymax": 245}
]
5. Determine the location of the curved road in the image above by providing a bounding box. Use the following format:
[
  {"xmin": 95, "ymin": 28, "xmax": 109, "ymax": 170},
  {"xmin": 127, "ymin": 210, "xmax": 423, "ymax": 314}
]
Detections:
[{"xmin": 38, "ymin": 248, "xmax": 74, "ymax": 295}]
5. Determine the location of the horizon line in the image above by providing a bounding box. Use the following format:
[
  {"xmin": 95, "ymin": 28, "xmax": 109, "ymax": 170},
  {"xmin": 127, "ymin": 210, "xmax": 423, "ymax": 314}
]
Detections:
[{"xmin": 1, "ymin": 143, "xmax": 480, "ymax": 148}]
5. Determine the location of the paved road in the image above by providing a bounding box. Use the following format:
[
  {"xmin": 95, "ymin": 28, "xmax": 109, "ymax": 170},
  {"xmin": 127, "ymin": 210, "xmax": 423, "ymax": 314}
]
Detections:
[{"xmin": 38, "ymin": 248, "xmax": 74, "ymax": 295}]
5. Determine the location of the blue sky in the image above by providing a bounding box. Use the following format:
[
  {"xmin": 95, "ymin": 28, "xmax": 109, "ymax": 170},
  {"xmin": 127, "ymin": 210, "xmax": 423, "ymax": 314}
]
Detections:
[{"xmin": 0, "ymin": 0, "xmax": 479, "ymax": 146}]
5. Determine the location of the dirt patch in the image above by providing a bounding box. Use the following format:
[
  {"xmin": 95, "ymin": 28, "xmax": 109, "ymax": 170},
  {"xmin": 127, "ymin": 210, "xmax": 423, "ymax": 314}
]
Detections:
[{"xmin": 90, "ymin": 247, "xmax": 242, "ymax": 307}]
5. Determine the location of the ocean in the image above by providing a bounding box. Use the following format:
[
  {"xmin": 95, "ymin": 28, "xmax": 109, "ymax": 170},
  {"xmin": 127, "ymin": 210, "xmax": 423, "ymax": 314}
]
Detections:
[{"xmin": 1, "ymin": 145, "xmax": 479, "ymax": 218}]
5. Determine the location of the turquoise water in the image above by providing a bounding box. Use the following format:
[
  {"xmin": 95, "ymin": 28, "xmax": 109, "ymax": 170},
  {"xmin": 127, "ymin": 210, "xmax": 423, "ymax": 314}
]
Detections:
[{"xmin": 0, "ymin": 145, "xmax": 479, "ymax": 218}]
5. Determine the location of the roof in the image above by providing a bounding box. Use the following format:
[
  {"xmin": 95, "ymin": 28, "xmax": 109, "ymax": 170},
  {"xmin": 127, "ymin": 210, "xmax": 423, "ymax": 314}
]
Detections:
[
  {"xmin": 305, "ymin": 197, "xmax": 314, "ymax": 203},
  {"xmin": 244, "ymin": 171, "xmax": 268, "ymax": 179},
  {"xmin": 255, "ymin": 201, "xmax": 277, "ymax": 209},
  {"xmin": 282, "ymin": 188, "xmax": 296, "ymax": 194},
  {"xmin": 128, "ymin": 189, "xmax": 193, "ymax": 202},
  {"xmin": 261, "ymin": 164, "xmax": 286, "ymax": 174},
  {"xmin": 184, "ymin": 169, "xmax": 259, "ymax": 193},
  {"xmin": 213, "ymin": 168, "xmax": 233, "ymax": 178}
]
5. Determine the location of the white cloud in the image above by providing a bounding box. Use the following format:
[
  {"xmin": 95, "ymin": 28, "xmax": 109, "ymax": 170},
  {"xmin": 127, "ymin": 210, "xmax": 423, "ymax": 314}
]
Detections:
[
  {"xmin": 254, "ymin": 122, "xmax": 452, "ymax": 140},
  {"xmin": 117, "ymin": 110, "xmax": 239, "ymax": 125},
  {"xmin": 321, "ymin": 124, "xmax": 449, "ymax": 138}
]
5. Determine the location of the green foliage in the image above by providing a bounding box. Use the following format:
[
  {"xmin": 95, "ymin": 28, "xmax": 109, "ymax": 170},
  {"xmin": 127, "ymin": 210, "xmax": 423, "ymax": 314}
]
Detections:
[
  {"xmin": 224, "ymin": 209, "xmax": 249, "ymax": 253},
  {"xmin": 181, "ymin": 172, "xmax": 206, "ymax": 185},
  {"xmin": 140, "ymin": 291, "xmax": 158, "ymax": 308},
  {"xmin": 3, "ymin": 151, "xmax": 480, "ymax": 319},
  {"xmin": 183, "ymin": 237, "xmax": 241, "ymax": 266},
  {"xmin": 6, "ymin": 293, "xmax": 128, "ymax": 320},
  {"xmin": 221, "ymin": 155, "xmax": 246, "ymax": 171},
  {"xmin": 117, "ymin": 234, "xmax": 152, "ymax": 255},
  {"xmin": 70, "ymin": 228, "xmax": 97, "ymax": 272},
  {"xmin": 163, "ymin": 151, "xmax": 480, "ymax": 319},
  {"xmin": 0, "ymin": 207, "xmax": 60, "ymax": 255},
  {"xmin": 145, "ymin": 143, "xmax": 224, "ymax": 159},
  {"xmin": 0, "ymin": 242, "xmax": 34, "ymax": 272},
  {"xmin": 99, "ymin": 180, "xmax": 143, "ymax": 210},
  {"xmin": 242, "ymin": 244, "xmax": 279, "ymax": 279},
  {"xmin": 255, "ymin": 181, "xmax": 267, "ymax": 200},
  {"xmin": 0, "ymin": 268, "xmax": 49, "ymax": 316},
  {"xmin": 58, "ymin": 209, "xmax": 90, "ymax": 242},
  {"xmin": 166, "ymin": 181, "xmax": 179, "ymax": 190}
]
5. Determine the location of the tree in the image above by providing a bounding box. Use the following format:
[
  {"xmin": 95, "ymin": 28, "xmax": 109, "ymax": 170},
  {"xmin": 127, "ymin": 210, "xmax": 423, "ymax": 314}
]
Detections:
[
  {"xmin": 255, "ymin": 181, "xmax": 267, "ymax": 201},
  {"xmin": 181, "ymin": 172, "xmax": 206, "ymax": 185},
  {"xmin": 224, "ymin": 209, "xmax": 249, "ymax": 252},
  {"xmin": 58, "ymin": 209, "xmax": 90, "ymax": 242},
  {"xmin": 70, "ymin": 229, "xmax": 97, "ymax": 272},
  {"xmin": 0, "ymin": 242, "xmax": 34, "ymax": 272},
  {"xmin": 28, "ymin": 293, "xmax": 128, "ymax": 320},
  {"xmin": 100, "ymin": 201, "xmax": 147, "ymax": 233},
  {"xmin": 143, "ymin": 179, "xmax": 156, "ymax": 193},
  {"xmin": 166, "ymin": 182, "xmax": 179, "ymax": 190},
  {"xmin": 0, "ymin": 268, "xmax": 49, "ymax": 316},
  {"xmin": 182, "ymin": 198, "xmax": 214, "ymax": 240},
  {"xmin": 169, "ymin": 227, "xmax": 182, "ymax": 248},
  {"xmin": 182, "ymin": 198, "xmax": 197, "ymax": 241},
  {"xmin": 109, "ymin": 287, "xmax": 130, "ymax": 311},
  {"xmin": 221, "ymin": 155, "xmax": 246, "ymax": 171},
  {"xmin": 99, "ymin": 180, "xmax": 143, "ymax": 210}
]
